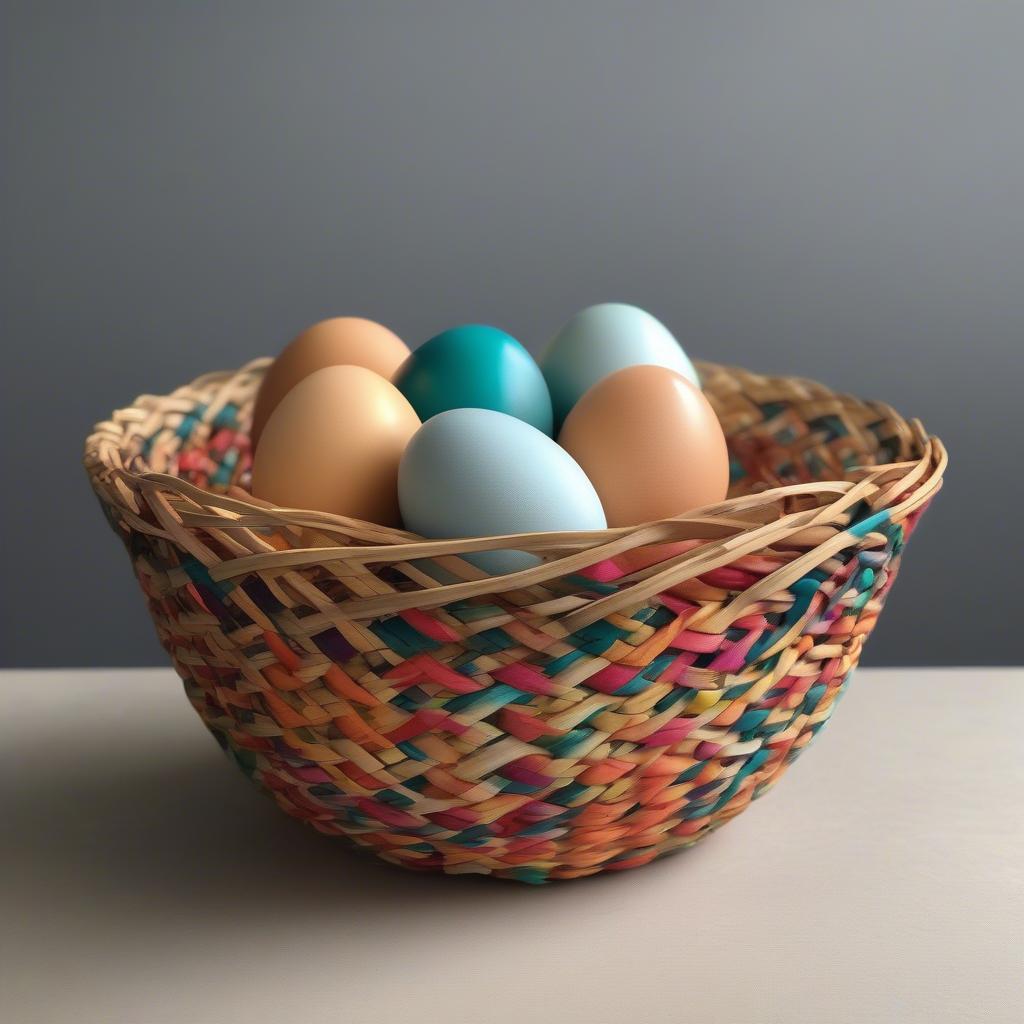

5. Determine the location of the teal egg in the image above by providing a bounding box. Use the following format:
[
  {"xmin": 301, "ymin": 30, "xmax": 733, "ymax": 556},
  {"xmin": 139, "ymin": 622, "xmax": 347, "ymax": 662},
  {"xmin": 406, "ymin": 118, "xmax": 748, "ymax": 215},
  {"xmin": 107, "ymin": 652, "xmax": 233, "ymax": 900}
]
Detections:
[
  {"xmin": 540, "ymin": 303, "xmax": 699, "ymax": 427},
  {"xmin": 393, "ymin": 324, "xmax": 553, "ymax": 435},
  {"xmin": 398, "ymin": 408, "xmax": 606, "ymax": 575}
]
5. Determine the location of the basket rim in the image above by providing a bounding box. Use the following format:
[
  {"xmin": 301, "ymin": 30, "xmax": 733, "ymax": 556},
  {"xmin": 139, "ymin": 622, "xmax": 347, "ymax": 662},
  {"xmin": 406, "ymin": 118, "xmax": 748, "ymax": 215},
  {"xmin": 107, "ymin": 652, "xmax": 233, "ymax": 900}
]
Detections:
[{"xmin": 83, "ymin": 358, "xmax": 946, "ymax": 631}]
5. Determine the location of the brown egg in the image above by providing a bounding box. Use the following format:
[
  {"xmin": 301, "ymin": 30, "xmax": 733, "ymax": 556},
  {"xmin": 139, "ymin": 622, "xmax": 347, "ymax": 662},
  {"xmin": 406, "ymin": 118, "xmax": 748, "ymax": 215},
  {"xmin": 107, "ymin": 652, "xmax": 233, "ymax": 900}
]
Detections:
[
  {"xmin": 251, "ymin": 365, "xmax": 420, "ymax": 526},
  {"xmin": 251, "ymin": 317, "xmax": 410, "ymax": 448},
  {"xmin": 558, "ymin": 364, "xmax": 729, "ymax": 526}
]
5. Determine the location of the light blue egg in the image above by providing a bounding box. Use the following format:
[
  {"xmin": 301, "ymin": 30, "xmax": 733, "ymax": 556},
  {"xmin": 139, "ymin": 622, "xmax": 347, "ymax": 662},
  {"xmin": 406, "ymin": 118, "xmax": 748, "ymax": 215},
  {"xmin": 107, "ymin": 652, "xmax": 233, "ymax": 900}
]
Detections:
[
  {"xmin": 540, "ymin": 302, "xmax": 699, "ymax": 427},
  {"xmin": 398, "ymin": 408, "xmax": 607, "ymax": 575}
]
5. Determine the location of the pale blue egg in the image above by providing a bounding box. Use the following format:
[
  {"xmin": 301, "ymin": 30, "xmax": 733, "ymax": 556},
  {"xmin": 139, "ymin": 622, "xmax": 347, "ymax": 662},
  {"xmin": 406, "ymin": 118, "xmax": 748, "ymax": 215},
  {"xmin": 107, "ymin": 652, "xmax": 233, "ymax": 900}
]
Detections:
[
  {"xmin": 398, "ymin": 408, "xmax": 607, "ymax": 575},
  {"xmin": 540, "ymin": 302, "xmax": 699, "ymax": 427}
]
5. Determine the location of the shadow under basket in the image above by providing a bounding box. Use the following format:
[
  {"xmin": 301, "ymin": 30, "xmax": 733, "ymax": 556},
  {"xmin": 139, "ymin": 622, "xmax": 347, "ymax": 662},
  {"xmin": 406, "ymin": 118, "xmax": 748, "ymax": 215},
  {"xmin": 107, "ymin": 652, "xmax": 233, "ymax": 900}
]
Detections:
[{"xmin": 85, "ymin": 360, "xmax": 945, "ymax": 883}]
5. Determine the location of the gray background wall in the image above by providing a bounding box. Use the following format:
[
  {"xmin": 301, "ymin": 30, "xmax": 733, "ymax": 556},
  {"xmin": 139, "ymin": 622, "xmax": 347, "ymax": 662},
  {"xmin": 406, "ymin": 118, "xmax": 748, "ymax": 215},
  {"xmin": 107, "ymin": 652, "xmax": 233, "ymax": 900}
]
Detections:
[{"xmin": 3, "ymin": 1, "xmax": 1020, "ymax": 667}]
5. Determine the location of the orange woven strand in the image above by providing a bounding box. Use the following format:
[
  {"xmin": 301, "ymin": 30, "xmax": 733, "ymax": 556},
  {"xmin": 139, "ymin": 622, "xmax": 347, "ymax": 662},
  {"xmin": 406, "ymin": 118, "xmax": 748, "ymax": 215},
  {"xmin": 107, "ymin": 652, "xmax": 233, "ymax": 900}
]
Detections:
[{"xmin": 84, "ymin": 360, "xmax": 945, "ymax": 882}]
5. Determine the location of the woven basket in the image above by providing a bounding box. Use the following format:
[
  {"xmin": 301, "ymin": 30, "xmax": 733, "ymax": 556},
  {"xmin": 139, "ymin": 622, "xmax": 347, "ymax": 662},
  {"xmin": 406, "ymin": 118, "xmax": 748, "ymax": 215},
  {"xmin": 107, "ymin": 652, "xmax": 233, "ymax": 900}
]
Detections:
[{"xmin": 84, "ymin": 359, "xmax": 945, "ymax": 883}]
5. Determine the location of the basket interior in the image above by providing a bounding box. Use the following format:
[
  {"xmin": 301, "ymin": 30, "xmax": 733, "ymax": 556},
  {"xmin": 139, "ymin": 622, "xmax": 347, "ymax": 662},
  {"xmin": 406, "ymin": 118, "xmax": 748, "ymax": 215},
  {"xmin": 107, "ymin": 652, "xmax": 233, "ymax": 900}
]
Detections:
[{"xmin": 139, "ymin": 361, "xmax": 920, "ymax": 503}]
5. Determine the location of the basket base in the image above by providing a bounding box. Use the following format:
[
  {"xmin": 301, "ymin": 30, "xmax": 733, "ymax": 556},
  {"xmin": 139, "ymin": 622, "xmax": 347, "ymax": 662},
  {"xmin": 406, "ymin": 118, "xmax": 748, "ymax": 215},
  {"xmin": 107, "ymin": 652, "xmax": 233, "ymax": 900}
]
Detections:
[{"xmin": 202, "ymin": 713, "xmax": 802, "ymax": 884}]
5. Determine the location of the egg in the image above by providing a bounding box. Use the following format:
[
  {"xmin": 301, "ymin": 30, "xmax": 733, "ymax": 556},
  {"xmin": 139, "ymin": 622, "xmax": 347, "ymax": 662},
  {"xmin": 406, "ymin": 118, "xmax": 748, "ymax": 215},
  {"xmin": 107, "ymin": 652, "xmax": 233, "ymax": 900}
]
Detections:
[
  {"xmin": 393, "ymin": 324, "xmax": 553, "ymax": 434},
  {"xmin": 252, "ymin": 365, "xmax": 420, "ymax": 526},
  {"xmin": 540, "ymin": 302, "xmax": 699, "ymax": 427},
  {"xmin": 399, "ymin": 408, "xmax": 606, "ymax": 574},
  {"xmin": 558, "ymin": 364, "xmax": 729, "ymax": 527},
  {"xmin": 251, "ymin": 317, "xmax": 410, "ymax": 447}
]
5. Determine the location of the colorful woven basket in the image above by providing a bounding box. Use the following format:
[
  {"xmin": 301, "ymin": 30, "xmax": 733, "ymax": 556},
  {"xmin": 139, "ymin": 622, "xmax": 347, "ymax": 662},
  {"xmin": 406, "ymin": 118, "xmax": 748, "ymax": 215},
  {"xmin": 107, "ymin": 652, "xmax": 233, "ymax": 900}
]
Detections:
[{"xmin": 84, "ymin": 360, "xmax": 945, "ymax": 882}]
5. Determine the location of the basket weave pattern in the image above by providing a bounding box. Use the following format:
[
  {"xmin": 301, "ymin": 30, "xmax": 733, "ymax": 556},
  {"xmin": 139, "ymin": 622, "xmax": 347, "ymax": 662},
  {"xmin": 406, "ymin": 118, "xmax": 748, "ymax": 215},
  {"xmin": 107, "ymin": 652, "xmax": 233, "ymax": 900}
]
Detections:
[{"xmin": 85, "ymin": 360, "xmax": 944, "ymax": 882}]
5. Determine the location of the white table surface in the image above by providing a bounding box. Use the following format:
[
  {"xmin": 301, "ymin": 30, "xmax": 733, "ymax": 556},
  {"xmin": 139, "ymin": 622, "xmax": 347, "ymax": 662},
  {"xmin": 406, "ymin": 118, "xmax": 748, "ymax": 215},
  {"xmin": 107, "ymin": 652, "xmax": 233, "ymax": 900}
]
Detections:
[{"xmin": 2, "ymin": 667, "xmax": 1021, "ymax": 1024}]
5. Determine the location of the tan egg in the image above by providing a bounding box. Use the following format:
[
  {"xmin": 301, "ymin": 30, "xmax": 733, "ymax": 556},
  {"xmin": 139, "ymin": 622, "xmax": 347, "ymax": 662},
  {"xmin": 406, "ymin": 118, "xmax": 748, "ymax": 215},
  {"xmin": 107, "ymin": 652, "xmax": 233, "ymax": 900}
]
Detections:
[
  {"xmin": 251, "ymin": 317, "xmax": 410, "ymax": 447},
  {"xmin": 251, "ymin": 365, "xmax": 420, "ymax": 526},
  {"xmin": 558, "ymin": 364, "xmax": 729, "ymax": 527}
]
